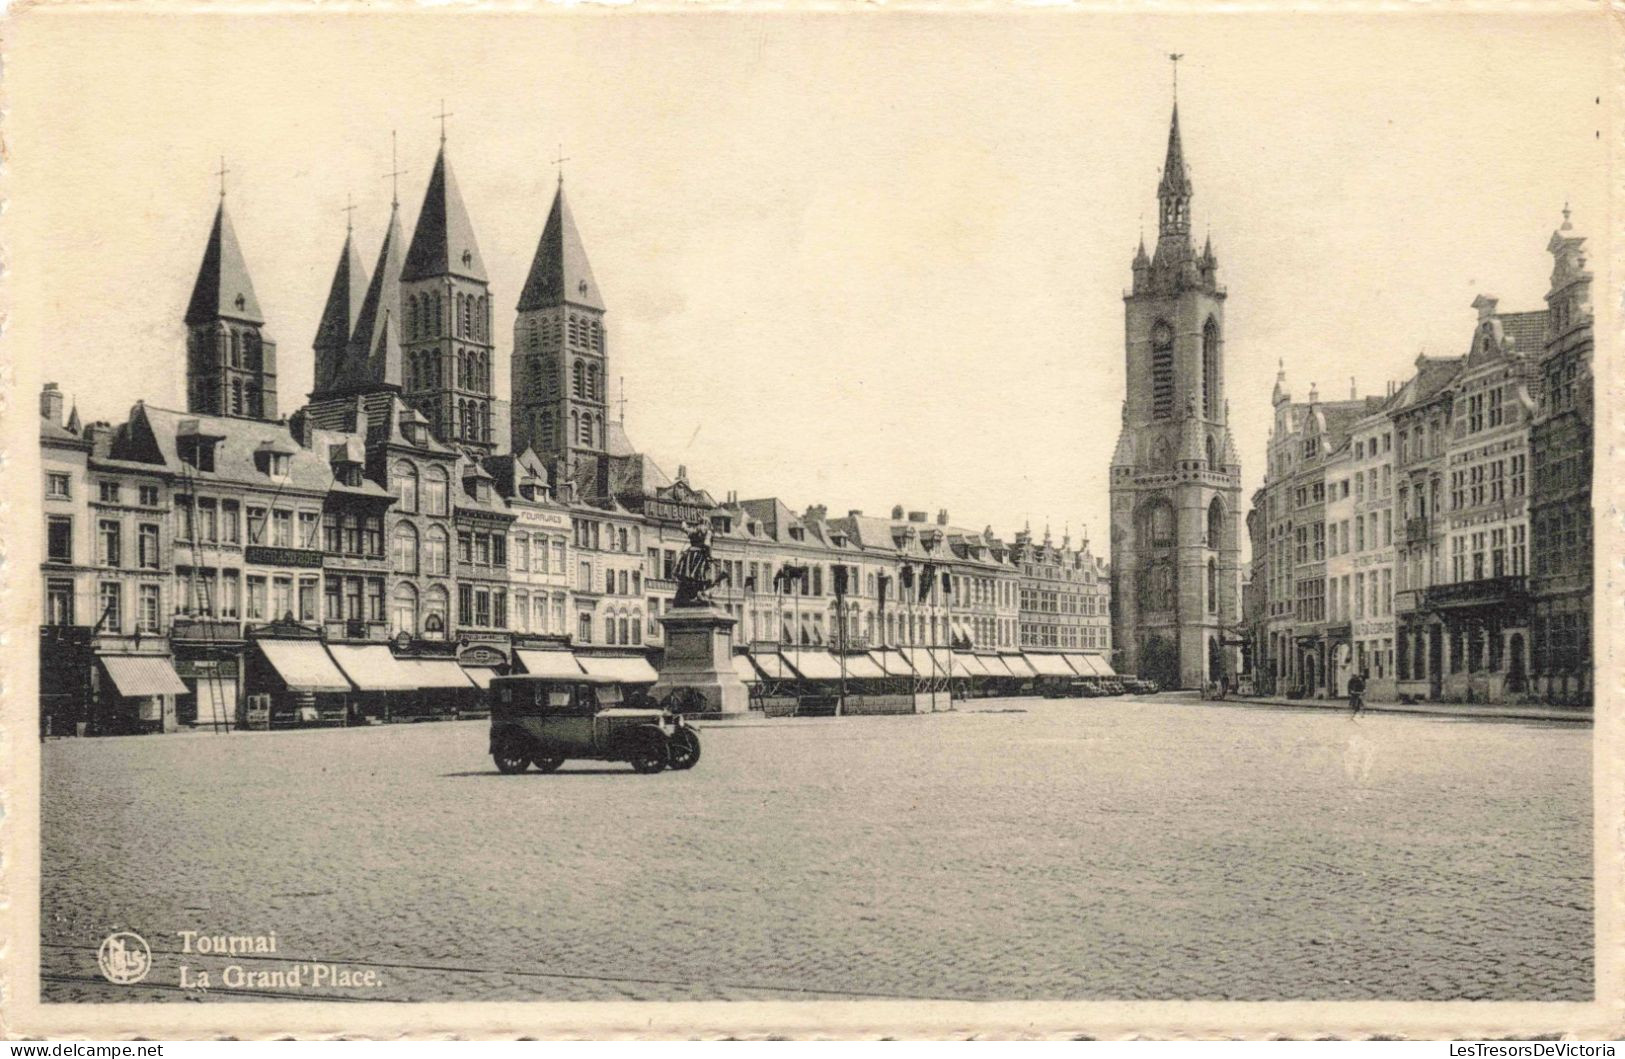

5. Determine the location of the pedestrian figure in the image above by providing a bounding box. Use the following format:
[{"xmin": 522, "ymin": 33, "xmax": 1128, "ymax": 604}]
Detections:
[{"xmin": 1347, "ymin": 670, "xmax": 1367, "ymax": 719}]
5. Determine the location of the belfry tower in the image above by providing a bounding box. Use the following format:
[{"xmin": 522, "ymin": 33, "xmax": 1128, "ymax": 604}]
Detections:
[
  {"xmin": 185, "ymin": 189, "xmax": 278, "ymax": 421},
  {"xmin": 1108, "ymin": 77, "xmax": 1242, "ymax": 689}
]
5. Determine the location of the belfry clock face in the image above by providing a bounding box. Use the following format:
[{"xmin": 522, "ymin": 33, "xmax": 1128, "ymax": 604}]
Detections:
[{"xmin": 1152, "ymin": 321, "xmax": 1173, "ymax": 347}]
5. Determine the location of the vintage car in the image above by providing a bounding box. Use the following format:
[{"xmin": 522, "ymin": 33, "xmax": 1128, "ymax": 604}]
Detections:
[{"xmin": 487, "ymin": 674, "xmax": 701, "ymax": 775}]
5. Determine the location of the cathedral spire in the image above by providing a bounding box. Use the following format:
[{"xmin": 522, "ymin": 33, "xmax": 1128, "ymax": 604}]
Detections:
[
  {"xmin": 336, "ymin": 203, "xmax": 405, "ymax": 393},
  {"xmin": 185, "ymin": 200, "xmax": 264, "ymax": 326},
  {"xmin": 1157, "ymin": 102, "xmax": 1192, "ymax": 240},
  {"xmin": 402, "ymin": 143, "xmax": 487, "ymax": 284},
  {"xmin": 518, "ymin": 180, "xmax": 604, "ymax": 312},
  {"xmin": 311, "ymin": 226, "xmax": 369, "ymax": 396}
]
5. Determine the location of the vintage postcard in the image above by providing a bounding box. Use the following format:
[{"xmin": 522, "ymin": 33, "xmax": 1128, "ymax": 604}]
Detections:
[{"xmin": 1, "ymin": 3, "xmax": 1617, "ymax": 1040}]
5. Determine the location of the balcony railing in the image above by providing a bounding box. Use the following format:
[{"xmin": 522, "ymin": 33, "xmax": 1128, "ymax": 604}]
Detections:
[{"xmin": 1422, "ymin": 575, "xmax": 1528, "ymax": 611}]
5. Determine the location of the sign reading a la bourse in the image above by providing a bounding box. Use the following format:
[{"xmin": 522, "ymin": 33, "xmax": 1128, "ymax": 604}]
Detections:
[
  {"xmin": 645, "ymin": 499, "xmax": 710, "ymax": 526},
  {"xmin": 244, "ymin": 545, "xmax": 324, "ymax": 568}
]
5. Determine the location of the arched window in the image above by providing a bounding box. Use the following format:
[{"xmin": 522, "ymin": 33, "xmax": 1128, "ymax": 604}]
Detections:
[
  {"xmin": 528, "ymin": 319, "xmax": 539, "ymax": 352},
  {"xmin": 1207, "ymin": 497, "xmax": 1224, "ymax": 549},
  {"xmin": 1207, "ymin": 558, "xmax": 1218, "ymax": 613},
  {"xmin": 578, "ymin": 412, "xmax": 593, "ymax": 446},
  {"xmin": 244, "ymin": 333, "xmax": 261, "ymax": 371},
  {"xmin": 424, "ymin": 525, "xmax": 449, "ymax": 575},
  {"xmin": 246, "ymin": 383, "xmax": 261, "ymax": 419},
  {"xmin": 587, "ymin": 363, "xmax": 600, "ymax": 401},
  {"xmin": 1151, "ymin": 319, "xmax": 1175, "ymax": 419},
  {"xmin": 423, "ymin": 585, "xmax": 449, "ymax": 639},
  {"xmin": 569, "ymin": 410, "xmax": 579, "ymax": 447},
  {"xmin": 572, "ymin": 360, "xmax": 584, "ymax": 397},
  {"xmin": 539, "ymin": 410, "xmax": 553, "ymax": 449},
  {"xmin": 1206, "ymin": 435, "xmax": 1218, "ymax": 471},
  {"xmin": 408, "ymin": 296, "xmax": 419, "ymax": 340},
  {"xmin": 591, "ymin": 319, "xmax": 603, "ymax": 352},
  {"xmin": 432, "ymin": 294, "xmax": 442, "ymax": 336},
  {"xmin": 1202, "ymin": 317, "xmax": 1221, "ymax": 419},
  {"xmin": 392, "ymin": 522, "xmax": 420, "ymax": 574},
  {"xmin": 1139, "ymin": 500, "xmax": 1175, "ymax": 550},
  {"xmin": 230, "ymin": 379, "xmax": 244, "ymax": 415},
  {"xmin": 423, "ymin": 466, "xmax": 449, "ymax": 516},
  {"xmin": 229, "ymin": 331, "xmax": 242, "ymax": 367},
  {"xmin": 462, "ymin": 294, "xmax": 472, "ymax": 338},
  {"xmin": 391, "ymin": 584, "xmax": 418, "ymax": 636},
  {"xmin": 393, "ymin": 461, "xmax": 418, "ymax": 512}
]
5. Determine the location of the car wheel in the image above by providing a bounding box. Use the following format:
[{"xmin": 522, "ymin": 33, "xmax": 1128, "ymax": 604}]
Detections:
[
  {"xmin": 627, "ymin": 741, "xmax": 667, "ymax": 774},
  {"xmin": 532, "ymin": 750, "xmax": 566, "ymax": 773},
  {"xmin": 667, "ymin": 728, "xmax": 701, "ymax": 771},
  {"xmin": 492, "ymin": 732, "xmax": 531, "ymax": 775}
]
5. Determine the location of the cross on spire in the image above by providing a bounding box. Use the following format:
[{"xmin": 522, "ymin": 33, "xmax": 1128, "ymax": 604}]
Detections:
[
  {"xmin": 435, "ymin": 100, "xmax": 453, "ymax": 145},
  {"xmin": 384, "ymin": 130, "xmax": 409, "ymax": 208},
  {"xmin": 553, "ymin": 144, "xmax": 570, "ymax": 187},
  {"xmin": 341, "ymin": 192, "xmax": 358, "ymax": 234},
  {"xmin": 1169, "ymin": 53, "xmax": 1183, "ymax": 101},
  {"xmin": 616, "ymin": 375, "xmax": 628, "ymax": 423},
  {"xmin": 215, "ymin": 156, "xmax": 230, "ymax": 200}
]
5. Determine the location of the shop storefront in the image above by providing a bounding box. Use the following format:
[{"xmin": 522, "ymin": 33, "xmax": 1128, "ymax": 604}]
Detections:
[
  {"xmin": 246, "ymin": 637, "xmax": 354, "ymax": 728},
  {"xmin": 95, "ymin": 653, "xmax": 188, "ymax": 734}
]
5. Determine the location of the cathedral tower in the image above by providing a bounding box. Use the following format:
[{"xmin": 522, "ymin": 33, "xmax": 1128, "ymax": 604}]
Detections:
[
  {"xmin": 311, "ymin": 223, "xmax": 368, "ymax": 399},
  {"xmin": 185, "ymin": 197, "xmax": 278, "ymax": 420},
  {"xmin": 400, "ymin": 141, "xmax": 494, "ymax": 450},
  {"xmin": 510, "ymin": 177, "xmax": 609, "ymax": 469},
  {"xmin": 1108, "ymin": 93, "xmax": 1242, "ymax": 689}
]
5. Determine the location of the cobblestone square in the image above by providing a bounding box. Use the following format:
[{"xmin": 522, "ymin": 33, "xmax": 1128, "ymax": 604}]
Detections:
[{"xmin": 41, "ymin": 698, "xmax": 1591, "ymax": 1002}]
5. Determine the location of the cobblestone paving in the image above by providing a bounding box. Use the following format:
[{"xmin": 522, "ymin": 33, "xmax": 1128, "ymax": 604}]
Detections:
[{"xmin": 41, "ymin": 698, "xmax": 1591, "ymax": 1002}]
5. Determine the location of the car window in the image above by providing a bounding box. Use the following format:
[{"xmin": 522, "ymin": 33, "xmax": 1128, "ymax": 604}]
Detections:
[
  {"xmin": 598, "ymin": 685, "xmax": 625, "ymax": 707},
  {"xmin": 547, "ymin": 690, "xmax": 572, "ymax": 710}
]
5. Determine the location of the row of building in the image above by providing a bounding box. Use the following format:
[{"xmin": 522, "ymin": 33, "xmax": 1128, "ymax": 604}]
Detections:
[
  {"xmin": 39, "ymin": 140, "xmax": 1111, "ymax": 734},
  {"xmin": 1242, "ymin": 209, "xmax": 1594, "ymax": 707}
]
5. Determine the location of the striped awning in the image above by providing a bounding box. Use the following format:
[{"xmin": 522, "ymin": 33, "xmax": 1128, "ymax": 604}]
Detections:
[
  {"xmin": 326, "ymin": 645, "xmax": 420, "ymax": 692},
  {"xmin": 255, "ymin": 640, "xmax": 351, "ymax": 694},
  {"xmin": 462, "ymin": 666, "xmax": 499, "ymax": 689},
  {"xmin": 950, "ymin": 653, "xmax": 987, "ymax": 677},
  {"xmin": 1000, "ymin": 654, "xmax": 1037, "ymax": 678},
  {"xmin": 904, "ymin": 647, "xmax": 950, "ymax": 676},
  {"xmin": 868, "ymin": 649, "xmax": 915, "ymax": 677},
  {"xmin": 100, "ymin": 654, "xmax": 188, "ymax": 697},
  {"xmin": 1024, "ymin": 653, "xmax": 1074, "ymax": 677},
  {"xmin": 748, "ymin": 651, "xmax": 797, "ymax": 680},
  {"xmin": 577, "ymin": 655, "xmax": 660, "ymax": 684},
  {"xmin": 515, "ymin": 650, "xmax": 585, "ymax": 678},
  {"xmin": 1085, "ymin": 654, "xmax": 1118, "ymax": 677},
  {"xmin": 784, "ymin": 650, "xmax": 843, "ymax": 681},
  {"xmin": 838, "ymin": 653, "xmax": 887, "ymax": 680},
  {"xmin": 401, "ymin": 658, "xmax": 475, "ymax": 689},
  {"xmin": 979, "ymin": 655, "xmax": 1015, "ymax": 678}
]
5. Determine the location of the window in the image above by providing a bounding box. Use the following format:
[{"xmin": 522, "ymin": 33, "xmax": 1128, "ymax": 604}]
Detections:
[
  {"xmin": 138, "ymin": 523, "xmax": 161, "ymax": 569},
  {"xmin": 394, "ymin": 462, "xmax": 418, "ymax": 513},
  {"xmin": 97, "ymin": 582, "xmax": 122, "ymax": 632},
  {"xmin": 137, "ymin": 584, "xmax": 161, "ymax": 633},
  {"xmin": 425, "ymin": 526, "xmax": 449, "ymax": 575},
  {"xmin": 458, "ymin": 531, "xmax": 473, "ymax": 563},
  {"xmin": 47, "ymin": 473, "xmax": 71, "ymax": 499},
  {"xmin": 298, "ymin": 577, "xmax": 319, "ymax": 623},
  {"xmin": 271, "ymin": 577, "xmax": 294, "ymax": 620},
  {"xmin": 98, "ymin": 520, "xmax": 121, "ymax": 567},
  {"xmin": 422, "ymin": 467, "xmax": 449, "ymax": 516},
  {"xmin": 247, "ymin": 506, "xmax": 267, "ymax": 544},
  {"xmin": 1151, "ymin": 320, "xmax": 1175, "ymax": 419},
  {"xmin": 325, "ymin": 577, "xmax": 343, "ymax": 621},
  {"xmin": 221, "ymin": 501, "xmax": 240, "ymax": 544},
  {"xmin": 391, "ymin": 585, "xmax": 418, "ymax": 636},
  {"xmin": 393, "ymin": 522, "xmax": 420, "ymax": 573},
  {"xmin": 297, "ymin": 511, "xmax": 320, "ymax": 550},
  {"xmin": 47, "ymin": 516, "xmax": 72, "ymax": 563},
  {"xmin": 47, "ymin": 578, "xmax": 74, "ymax": 625},
  {"xmin": 272, "ymin": 510, "xmax": 293, "ymax": 548},
  {"xmin": 99, "ymin": 480, "xmax": 121, "ymax": 503},
  {"xmin": 220, "ymin": 570, "xmax": 240, "ymax": 617},
  {"xmin": 363, "ymin": 514, "xmax": 383, "ymax": 557}
]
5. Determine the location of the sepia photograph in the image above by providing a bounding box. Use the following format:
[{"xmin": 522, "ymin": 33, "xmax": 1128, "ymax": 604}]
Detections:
[{"xmin": 2, "ymin": 4, "xmax": 1614, "ymax": 1040}]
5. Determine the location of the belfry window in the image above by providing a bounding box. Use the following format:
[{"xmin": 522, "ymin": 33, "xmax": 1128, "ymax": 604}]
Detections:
[
  {"xmin": 1151, "ymin": 320, "xmax": 1175, "ymax": 419},
  {"xmin": 1202, "ymin": 317, "xmax": 1220, "ymax": 419}
]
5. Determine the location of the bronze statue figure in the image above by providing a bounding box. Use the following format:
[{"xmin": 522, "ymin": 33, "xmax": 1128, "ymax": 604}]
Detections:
[{"xmin": 671, "ymin": 521, "xmax": 730, "ymax": 607}]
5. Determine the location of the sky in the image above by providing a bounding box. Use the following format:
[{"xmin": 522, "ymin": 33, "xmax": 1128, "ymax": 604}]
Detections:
[{"xmin": 7, "ymin": 10, "xmax": 1610, "ymax": 554}]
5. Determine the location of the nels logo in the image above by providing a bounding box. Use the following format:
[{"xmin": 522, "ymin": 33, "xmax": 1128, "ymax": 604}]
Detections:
[{"xmin": 98, "ymin": 931, "xmax": 152, "ymax": 985}]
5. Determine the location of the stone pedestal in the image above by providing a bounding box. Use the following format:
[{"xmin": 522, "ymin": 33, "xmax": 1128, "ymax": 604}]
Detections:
[{"xmin": 653, "ymin": 605, "xmax": 750, "ymax": 716}]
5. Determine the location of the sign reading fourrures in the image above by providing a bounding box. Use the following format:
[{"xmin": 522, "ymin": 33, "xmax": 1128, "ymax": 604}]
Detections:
[{"xmin": 11, "ymin": 10, "xmax": 1609, "ymax": 1037}]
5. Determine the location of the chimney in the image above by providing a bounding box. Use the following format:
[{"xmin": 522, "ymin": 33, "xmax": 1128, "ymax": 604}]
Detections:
[
  {"xmin": 83, "ymin": 421, "xmax": 115, "ymax": 457},
  {"xmin": 936, "ymin": 509, "xmax": 949, "ymax": 526},
  {"xmin": 891, "ymin": 504, "xmax": 905, "ymax": 520},
  {"xmin": 40, "ymin": 383, "xmax": 63, "ymax": 425},
  {"xmin": 804, "ymin": 504, "xmax": 827, "ymax": 522},
  {"xmin": 676, "ymin": 464, "xmax": 688, "ymax": 482},
  {"xmin": 908, "ymin": 510, "xmax": 928, "ymax": 523},
  {"xmin": 596, "ymin": 457, "xmax": 612, "ymax": 506}
]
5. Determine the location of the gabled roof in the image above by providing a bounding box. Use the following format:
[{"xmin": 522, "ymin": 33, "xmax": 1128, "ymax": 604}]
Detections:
[
  {"xmin": 299, "ymin": 392, "xmax": 458, "ymax": 455},
  {"xmin": 517, "ymin": 182, "xmax": 604, "ymax": 312},
  {"xmin": 401, "ymin": 146, "xmax": 488, "ymax": 284},
  {"xmin": 184, "ymin": 201, "xmax": 264, "ymax": 326},
  {"xmin": 1496, "ymin": 310, "xmax": 1549, "ymax": 357}
]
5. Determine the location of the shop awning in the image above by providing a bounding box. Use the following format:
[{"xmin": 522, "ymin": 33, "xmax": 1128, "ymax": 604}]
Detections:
[
  {"xmin": 1000, "ymin": 654, "xmax": 1037, "ymax": 678},
  {"xmin": 784, "ymin": 650, "xmax": 843, "ymax": 681},
  {"xmin": 1060, "ymin": 654, "xmax": 1097, "ymax": 677},
  {"xmin": 577, "ymin": 655, "xmax": 660, "ymax": 684},
  {"xmin": 402, "ymin": 658, "xmax": 475, "ymax": 689},
  {"xmin": 254, "ymin": 640, "xmax": 351, "ymax": 694},
  {"xmin": 326, "ymin": 644, "xmax": 420, "ymax": 691},
  {"xmin": 515, "ymin": 649, "xmax": 585, "ymax": 678},
  {"xmin": 1085, "ymin": 654, "xmax": 1117, "ymax": 677},
  {"xmin": 1024, "ymin": 653, "xmax": 1074, "ymax": 677},
  {"xmin": 869, "ymin": 649, "xmax": 915, "ymax": 677},
  {"xmin": 100, "ymin": 654, "xmax": 188, "ymax": 697},
  {"xmin": 748, "ymin": 651, "xmax": 797, "ymax": 680},
  {"xmin": 950, "ymin": 653, "xmax": 987, "ymax": 677},
  {"xmin": 730, "ymin": 654, "xmax": 761, "ymax": 684},
  {"xmin": 838, "ymin": 653, "xmax": 887, "ymax": 680},
  {"xmin": 980, "ymin": 655, "xmax": 1015, "ymax": 678},
  {"xmin": 462, "ymin": 666, "xmax": 499, "ymax": 689},
  {"xmin": 904, "ymin": 647, "xmax": 949, "ymax": 677}
]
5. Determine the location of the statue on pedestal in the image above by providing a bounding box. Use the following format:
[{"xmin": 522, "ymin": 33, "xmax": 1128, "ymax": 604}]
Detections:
[{"xmin": 671, "ymin": 521, "xmax": 731, "ymax": 607}]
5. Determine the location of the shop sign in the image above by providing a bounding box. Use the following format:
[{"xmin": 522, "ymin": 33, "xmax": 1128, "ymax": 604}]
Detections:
[
  {"xmin": 173, "ymin": 657, "xmax": 239, "ymax": 680},
  {"xmin": 516, "ymin": 508, "xmax": 569, "ymax": 529},
  {"xmin": 244, "ymin": 545, "xmax": 324, "ymax": 568},
  {"xmin": 644, "ymin": 499, "xmax": 710, "ymax": 525},
  {"xmin": 458, "ymin": 644, "xmax": 508, "ymax": 667}
]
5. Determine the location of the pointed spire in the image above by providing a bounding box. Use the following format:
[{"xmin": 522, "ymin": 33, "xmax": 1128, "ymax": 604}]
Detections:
[
  {"xmin": 184, "ymin": 200, "xmax": 264, "ymax": 326},
  {"xmin": 518, "ymin": 181, "xmax": 604, "ymax": 312},
  {"xmin": 1272, "ymin": 358, "xmax": 1290, "ymax": 406},
  {"xmin": 312, "ymin": 228, "xmax": 370, "ymax": 393},
  {"xmin": 66, "ymin": 403, "xmax": 82, "ymax": 434},
  {"xmin": 402, "ymin": 144, "xmax": 487, "ymax": 283},
  {"xmin": 340, "ymin": 204, "xmax": 405, "ymax": 391},
  {"xmin": 1158, "ymin": 104, "xmax": 1192, "ymax": 203}
]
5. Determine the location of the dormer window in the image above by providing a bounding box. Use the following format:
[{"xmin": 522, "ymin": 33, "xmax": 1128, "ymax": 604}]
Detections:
[
  {"xmin": 178, "ymin": 437, "xmax": 218, "ymax": 473},
  {"xmin": 258, "ymin": 452, "xmax": 291, "ymax": 478},
  {"xmin": 333, "ymin": 463, "xmax": 363, "ymax": 488},
  {"xmin": 789, "ymin": 526, "xmax": 805, "ymax": 542},
  {"xmin": 710, "ymin": 514, "xmax": 732, "ymax": 535}
]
